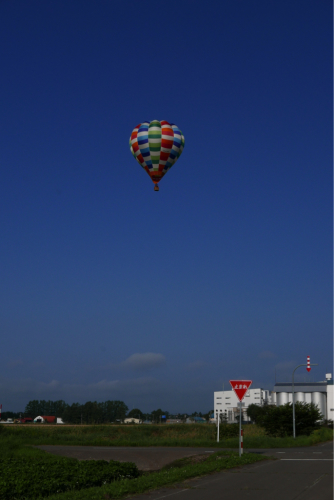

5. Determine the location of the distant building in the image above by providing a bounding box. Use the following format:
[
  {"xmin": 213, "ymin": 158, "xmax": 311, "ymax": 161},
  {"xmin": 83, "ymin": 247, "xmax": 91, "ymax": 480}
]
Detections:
[
  {"xmin": 185, "ymin": 416, "xmax": 206, "ymax": 423},
  {"xmin": 214, "ymin": 388, "xmax": 272, "ymax": 424},
  {"xmin": 214, "ymin": 374, "xmax": 334, "ymax": 424},
  {"xmin": 123, "ymin": 418, "xmax": 142, "ymax": 424},
  {"xmin": 33, "ymin": 415, "xmax": 56, "ymax": 423},
  {"xmin": 14, "ymin": 418, "xmax": 33, "ymax": 424},
  {"xmin": 272, "ymin": 373, "xmax": 333, "ymax": 420},
  {"xmin": 166, "ymin": 418, "xmax": 182, "ymax": 424}
]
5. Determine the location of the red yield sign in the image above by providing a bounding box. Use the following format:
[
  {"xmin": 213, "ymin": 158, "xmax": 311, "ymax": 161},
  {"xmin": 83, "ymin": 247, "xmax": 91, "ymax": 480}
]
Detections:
[{"xmin": 229, "ymin": 380, "xmax": 252, "ymax": 402}]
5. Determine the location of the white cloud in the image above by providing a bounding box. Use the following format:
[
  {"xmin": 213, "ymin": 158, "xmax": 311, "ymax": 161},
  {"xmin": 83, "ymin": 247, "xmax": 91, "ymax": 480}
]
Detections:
[
  {"xmin": 123, "ymin": 353, "xmax": 166, "ymax": 371},
  {"xmin": 0, "ymin": 376, "xmax": 162, "ymax": 407}
]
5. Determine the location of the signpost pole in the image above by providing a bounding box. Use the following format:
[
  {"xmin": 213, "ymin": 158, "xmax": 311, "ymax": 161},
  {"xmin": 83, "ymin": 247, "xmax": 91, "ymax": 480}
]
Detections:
[
  {"xmin": 229, "ymin": 380, "xmax": 252, "ymax": 456},
  {"xmin": 239, "ymin": 402, "xmax": 242, "ymax": 457},
  {"xmin": 217, "ymin": 413, "xmax": 220, "ymax": 442}
]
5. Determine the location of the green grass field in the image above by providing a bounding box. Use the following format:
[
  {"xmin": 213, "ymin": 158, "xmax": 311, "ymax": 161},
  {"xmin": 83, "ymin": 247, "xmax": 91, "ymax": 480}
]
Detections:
[
  {"xmin": 1, "ymin": 423, "xmax": 332, "ymax": 458},
  {"xmin": 0, "ymin": 423, "xmax": 332, "ymax": 499}
]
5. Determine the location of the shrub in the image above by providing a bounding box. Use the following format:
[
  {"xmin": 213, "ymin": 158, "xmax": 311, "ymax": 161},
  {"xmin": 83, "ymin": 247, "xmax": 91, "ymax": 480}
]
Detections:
[
  {"xmin": 217, "ymin": 424, "xmax": 239, "ymax": 438},
  {"xmin": 259, "ymin": 402, "xmax": 322, "ymax": 437},
  {"xmin": 246, "ymin": 404, "xmax": 270, "ymax": 424},
  {"xmin": 0, "ymin": 458, "xmax": 139, "ymax": 499}
]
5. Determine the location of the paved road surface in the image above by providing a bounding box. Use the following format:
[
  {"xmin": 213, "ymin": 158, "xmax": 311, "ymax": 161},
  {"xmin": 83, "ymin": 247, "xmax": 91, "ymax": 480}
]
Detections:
[
  {"xmin": 130, "ymin": 441, "xmax": 333, "ymax": 500},
  {"xmin": 36, "ymin": 441, "xmax": 333, "ymax": 499}
]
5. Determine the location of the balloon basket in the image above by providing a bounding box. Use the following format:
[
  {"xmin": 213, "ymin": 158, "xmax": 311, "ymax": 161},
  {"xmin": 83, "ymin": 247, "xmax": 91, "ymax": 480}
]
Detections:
[{"xmin": 154, "ymin": 184, "xmax": 159, "ymax": 191}]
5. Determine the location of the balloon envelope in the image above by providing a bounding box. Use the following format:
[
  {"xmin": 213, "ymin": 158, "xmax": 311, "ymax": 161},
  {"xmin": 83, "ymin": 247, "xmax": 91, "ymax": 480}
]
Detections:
[{"xmin": 129, "ymin": 120, "xmax": 185, "ymax": 186}]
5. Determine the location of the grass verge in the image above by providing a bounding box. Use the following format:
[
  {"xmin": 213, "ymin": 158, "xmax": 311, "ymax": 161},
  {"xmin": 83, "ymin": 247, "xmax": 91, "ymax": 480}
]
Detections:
[
  {"xmin": 210, "ymin": 427, "xmax": 334, "ymax": 448},
  {"xmin": 45, "ymin": 451, "xmax": 268, "ymax": 500},
  {"xmin": 1, "ymin": 424, "xmax": 332, "ymax": 451}
]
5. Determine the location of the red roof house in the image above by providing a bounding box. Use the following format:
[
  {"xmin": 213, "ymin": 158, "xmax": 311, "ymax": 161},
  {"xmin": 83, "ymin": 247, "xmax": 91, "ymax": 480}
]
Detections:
[{"xmin": 41, "ymin": 416, "xmax": 56, "ymax": 423}]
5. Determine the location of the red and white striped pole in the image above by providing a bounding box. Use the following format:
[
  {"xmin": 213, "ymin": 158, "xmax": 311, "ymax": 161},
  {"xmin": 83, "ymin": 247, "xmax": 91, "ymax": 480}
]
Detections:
[
  {"xmin": 240, "ymin": 429, "xmax": 243, "ymax": 455},
  {"xmin": 307, "ymin": 356, "xmax": 311, "ymax": 372}
]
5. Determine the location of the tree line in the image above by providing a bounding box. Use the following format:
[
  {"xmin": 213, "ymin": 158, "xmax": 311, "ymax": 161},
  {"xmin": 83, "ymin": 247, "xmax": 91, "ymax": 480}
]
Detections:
[
  {"xmin": 23, "ymin": 400, "xmax": 171, "ymax": 424},
  {"xmin": 20, "ymin": 400, "xmax": 213, "ymax": 424},
  {"xmin": 24, "ymin": 400, "xmax": 129, "ymax": 424}
]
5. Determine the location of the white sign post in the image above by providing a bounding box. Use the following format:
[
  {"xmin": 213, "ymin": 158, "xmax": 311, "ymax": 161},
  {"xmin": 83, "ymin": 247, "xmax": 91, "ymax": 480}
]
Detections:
[{"xmin": 230, "ymin": 380, "xmax": 252, "ymax": 457}]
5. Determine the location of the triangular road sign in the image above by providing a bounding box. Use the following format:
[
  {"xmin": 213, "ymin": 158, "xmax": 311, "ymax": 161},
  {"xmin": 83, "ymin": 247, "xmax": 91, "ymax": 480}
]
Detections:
[{"xmin": 229, "ymin": 380, "xmax": 252, "ymax": 402}]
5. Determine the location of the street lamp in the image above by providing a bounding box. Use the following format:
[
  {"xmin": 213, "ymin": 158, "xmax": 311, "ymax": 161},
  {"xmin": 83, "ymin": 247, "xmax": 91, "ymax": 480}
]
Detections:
[{"xmin": 292, "ymin": 362, "xmax": 318, "ymax": 438}]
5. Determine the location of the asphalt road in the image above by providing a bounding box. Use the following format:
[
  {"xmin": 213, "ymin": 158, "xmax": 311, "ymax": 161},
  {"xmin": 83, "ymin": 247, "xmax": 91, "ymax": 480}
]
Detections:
[
  {"xmin": 130, "ymin": 441, "xmax": 334, "ymax": 500},
  {"xmin": 36, "ymin": 441, "xmax": 333, "ymax": 499}
]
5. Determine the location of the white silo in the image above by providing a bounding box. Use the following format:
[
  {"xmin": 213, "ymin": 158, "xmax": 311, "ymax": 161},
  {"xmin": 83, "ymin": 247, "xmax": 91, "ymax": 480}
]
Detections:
[
  {"xmin": 277, "ymin": 392, "xmax": 289, "ymax": 405},
  {"xmin": 295, "ymin": 392, "xmax": 305, "ymax": 403},
  {"xmin": 311, "ymin": 392, "xmax": 326, "ymax": 418},
  {"xmin": 304, "ymin": 393, "xmax": 312, "ymax": 404}
]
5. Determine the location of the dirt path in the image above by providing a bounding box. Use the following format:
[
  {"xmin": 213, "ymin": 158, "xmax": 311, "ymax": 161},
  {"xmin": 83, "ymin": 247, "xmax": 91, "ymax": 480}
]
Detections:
[{"xmin": 35, "ymin": 445, "xmax": 218, "ymax": 471}]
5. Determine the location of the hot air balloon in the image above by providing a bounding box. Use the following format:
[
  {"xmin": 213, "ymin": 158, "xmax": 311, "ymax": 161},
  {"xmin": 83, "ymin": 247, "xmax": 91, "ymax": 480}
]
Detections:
[{"xmin": 129, "ymin": 120, "xmax": 185, "ymax": 191}]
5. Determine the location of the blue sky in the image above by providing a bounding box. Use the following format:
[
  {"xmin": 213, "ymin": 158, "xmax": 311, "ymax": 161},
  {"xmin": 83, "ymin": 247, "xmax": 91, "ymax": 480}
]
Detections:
[{"xmin": 0, "ymin": 0, "xmax": 332, "ymax": 413}]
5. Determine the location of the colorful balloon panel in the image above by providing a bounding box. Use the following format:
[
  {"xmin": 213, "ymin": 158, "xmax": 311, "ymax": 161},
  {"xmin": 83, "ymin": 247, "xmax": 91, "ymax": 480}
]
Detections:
[{"xmin": 129, "ymin": 120, "xmax": 185, "ymax": 185}]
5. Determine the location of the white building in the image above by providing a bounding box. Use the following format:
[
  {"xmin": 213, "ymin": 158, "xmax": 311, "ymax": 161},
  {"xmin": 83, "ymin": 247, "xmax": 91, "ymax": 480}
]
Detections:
[
  {"xmin": 123, "ymin": 418, "xmax": 142, "ymax": 424},
  {"xmin": 214, "ymin": 387, "xmax": 272, "ymax": 423},
  {"xmin": 273, "ymin": 373, "xmax": 333, "ymax": 420},
  {"xmin": 33, "ymin": 416, "xmax": 46, "ymax": 423}
]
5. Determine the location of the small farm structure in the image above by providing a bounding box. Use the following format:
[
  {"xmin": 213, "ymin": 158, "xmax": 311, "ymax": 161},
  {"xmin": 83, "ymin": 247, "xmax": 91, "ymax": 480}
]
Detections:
[{"xmin": 33, "ymin": 415, "xmax": 56, "ymax": 423}]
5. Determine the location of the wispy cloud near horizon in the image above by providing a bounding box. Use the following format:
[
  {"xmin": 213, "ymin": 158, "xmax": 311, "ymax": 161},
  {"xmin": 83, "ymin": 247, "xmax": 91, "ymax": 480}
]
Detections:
[
  {"xmin": 0, "ymin": 375, "xmax": 162, "ymax": 408},
  {"xmin": 123, "ymin": 352, "xmax": 166, "ymax": 371}
]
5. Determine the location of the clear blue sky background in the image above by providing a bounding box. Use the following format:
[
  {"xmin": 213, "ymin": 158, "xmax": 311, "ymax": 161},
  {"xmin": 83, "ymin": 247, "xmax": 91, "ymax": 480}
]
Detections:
[{"xmin": 0, "ymin": 0, "xmax": 332, "ymax": 413}]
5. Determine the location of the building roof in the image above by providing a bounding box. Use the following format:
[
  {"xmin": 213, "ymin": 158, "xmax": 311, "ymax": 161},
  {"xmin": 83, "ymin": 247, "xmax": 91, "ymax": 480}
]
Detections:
[
  {"xmin": 273, "ymin": 382, "xmax": 327, "ymax": 393},
  {"xmin": 40, "ymin": 415, "xmax": 56, "ymax": 423}
]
